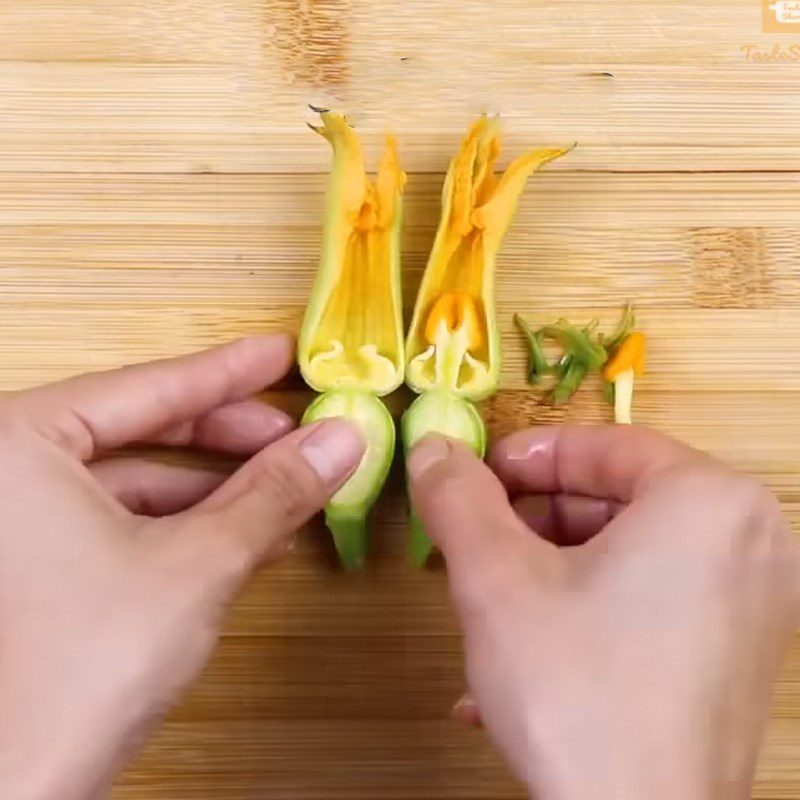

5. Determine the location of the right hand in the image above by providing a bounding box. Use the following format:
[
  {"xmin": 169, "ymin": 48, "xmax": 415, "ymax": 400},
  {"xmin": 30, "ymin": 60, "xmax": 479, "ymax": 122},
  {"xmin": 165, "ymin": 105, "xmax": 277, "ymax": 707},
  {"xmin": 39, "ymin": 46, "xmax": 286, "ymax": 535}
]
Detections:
[{"xmin": 408, "ymin": 426, "xmax": 800, "ymax": 800}]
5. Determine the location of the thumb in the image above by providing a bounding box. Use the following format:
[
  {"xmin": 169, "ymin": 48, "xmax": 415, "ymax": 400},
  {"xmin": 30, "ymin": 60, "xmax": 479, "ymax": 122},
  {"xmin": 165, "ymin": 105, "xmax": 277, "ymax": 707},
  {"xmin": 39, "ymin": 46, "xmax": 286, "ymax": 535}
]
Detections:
[
  {"xmin": 407, "ymin": 435, "xmax": 556, "ymax": 582},
  {"xmin": 184, "ymin": 418, "xmax": 365, "ymax": 571}
]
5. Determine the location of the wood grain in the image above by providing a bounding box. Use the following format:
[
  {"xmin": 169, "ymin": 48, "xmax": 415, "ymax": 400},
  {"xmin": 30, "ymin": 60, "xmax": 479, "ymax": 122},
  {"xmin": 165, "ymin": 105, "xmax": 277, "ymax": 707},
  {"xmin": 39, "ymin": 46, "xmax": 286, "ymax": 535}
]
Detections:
[{"xmin": 0, "ymin": 1, "xmax": 799, "ymax": 798}]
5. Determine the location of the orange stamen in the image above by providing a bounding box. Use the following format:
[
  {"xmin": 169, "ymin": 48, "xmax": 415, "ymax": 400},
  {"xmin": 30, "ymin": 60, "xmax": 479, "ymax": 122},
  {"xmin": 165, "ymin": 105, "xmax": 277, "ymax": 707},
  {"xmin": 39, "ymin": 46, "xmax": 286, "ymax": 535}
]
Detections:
[
  {"xmin": 603, "ymin": 332, "xmax": 647, "ymax": 381},
  {"xmin": 424, "ymin": 292, "xmax": 483, "ymax": 350}
]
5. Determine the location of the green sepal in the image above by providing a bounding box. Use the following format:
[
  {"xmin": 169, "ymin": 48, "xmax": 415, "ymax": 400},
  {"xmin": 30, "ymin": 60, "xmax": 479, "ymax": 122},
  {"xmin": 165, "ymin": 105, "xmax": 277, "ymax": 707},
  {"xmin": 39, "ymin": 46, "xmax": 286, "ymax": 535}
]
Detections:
[
  {"xmin": 325, "ymin": 508, "xmax": 368, "ymax": 571},
  {"xmin": 302, "ymin": 389, "xmax": 395, "ymax": 569},
  {"xmin": 514, "ymin": 313, "xmax": 552, "ymax": 385},
  {"xmin": 602, "ymin": 379, "xmax": 616, "ymax": 405},
  {"xmin": 407, "ymin": 512, "xmax": 434, "ymax": 568},
  {"xmin": 401, "ymin": 390, "xmax": 486, "ymax": 567},
  {"xmin": 602, "ymin": 303, "xmax": 636, "ymax": 352},
  {"xmin": 516, "ymin": 313, "xmax": 611, "ymax": 404},
  {"xmin": 552, "ymin": 359, "xmax": 589, "ymax": 405},
  {"xmin": 556, "ymin": 352, "xmax": 574, "ymax": 379},
  {"xmin": 539, "ymin": 320, "xmax": 607, "ymax": 371}
]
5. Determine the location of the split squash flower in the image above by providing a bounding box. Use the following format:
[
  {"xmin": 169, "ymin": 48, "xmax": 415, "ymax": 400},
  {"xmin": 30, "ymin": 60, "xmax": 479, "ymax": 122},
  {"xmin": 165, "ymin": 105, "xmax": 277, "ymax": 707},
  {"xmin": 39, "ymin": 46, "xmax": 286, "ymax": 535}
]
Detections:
[
  {"xmin": 298, "ymin": 111, "xmax": 405, "ymax": 569},
  {"xmin": 402, "ymin": 117, "xmax": 573, "ymax": 566}
]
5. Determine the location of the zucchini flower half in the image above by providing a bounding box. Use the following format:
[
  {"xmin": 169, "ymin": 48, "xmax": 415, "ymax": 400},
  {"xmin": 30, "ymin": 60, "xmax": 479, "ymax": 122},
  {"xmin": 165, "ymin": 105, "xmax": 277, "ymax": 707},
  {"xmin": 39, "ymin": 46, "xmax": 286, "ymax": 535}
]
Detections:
[
  {"xmin": 402, "ymin": 117, "xmax": 573, "ymax": 566},
  {"xmin": 299, "ymin": 111, "xmax": 406, "ymax": 569}
]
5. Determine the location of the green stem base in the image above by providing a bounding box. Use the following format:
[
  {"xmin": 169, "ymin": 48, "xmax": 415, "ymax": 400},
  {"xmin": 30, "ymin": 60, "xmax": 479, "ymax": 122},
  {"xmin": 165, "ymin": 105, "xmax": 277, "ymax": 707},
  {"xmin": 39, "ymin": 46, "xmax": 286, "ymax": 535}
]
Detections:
[
  {"xmin": 325, "ymin": 509, "xmax": 368, "ymax": 571},
  {"xmin": 407, "ymin": 512, "xmax": 435, "ymax": 568}
]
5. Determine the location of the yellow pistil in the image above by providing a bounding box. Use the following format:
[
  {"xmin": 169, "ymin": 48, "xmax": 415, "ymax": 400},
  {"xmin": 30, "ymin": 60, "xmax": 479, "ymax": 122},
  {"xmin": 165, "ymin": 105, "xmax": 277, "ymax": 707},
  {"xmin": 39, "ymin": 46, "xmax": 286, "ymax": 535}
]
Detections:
[
  {"xmin": 604, "ymin": 332, "xmax": 647, "ymax": 425},
  {"xmin": 424, "ymin": 292, "xmax": 484, "ymax": 351},
  {"xmin": 603, "ymin": 332, "xmax": 647, "ymax": 382}
]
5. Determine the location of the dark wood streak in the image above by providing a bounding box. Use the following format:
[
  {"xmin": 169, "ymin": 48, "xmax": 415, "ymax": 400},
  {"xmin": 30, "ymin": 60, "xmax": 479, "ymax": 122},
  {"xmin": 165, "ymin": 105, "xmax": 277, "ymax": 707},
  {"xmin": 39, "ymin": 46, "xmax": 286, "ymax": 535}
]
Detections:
[
  {"xmin": 690, "ymin": 228, "xmax": 771, "ymax": 309},
  {"xmin": 266, "ymin": 0, "xmax": 351, "ymax": 89}
]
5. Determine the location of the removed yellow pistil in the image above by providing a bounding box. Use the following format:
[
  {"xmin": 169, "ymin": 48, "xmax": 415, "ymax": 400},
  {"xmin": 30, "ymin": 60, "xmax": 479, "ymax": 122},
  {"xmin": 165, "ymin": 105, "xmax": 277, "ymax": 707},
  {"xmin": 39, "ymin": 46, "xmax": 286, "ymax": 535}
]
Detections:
[{"xmin": 603, "ymin": 331, "xmax": 647, "ymax": 425}]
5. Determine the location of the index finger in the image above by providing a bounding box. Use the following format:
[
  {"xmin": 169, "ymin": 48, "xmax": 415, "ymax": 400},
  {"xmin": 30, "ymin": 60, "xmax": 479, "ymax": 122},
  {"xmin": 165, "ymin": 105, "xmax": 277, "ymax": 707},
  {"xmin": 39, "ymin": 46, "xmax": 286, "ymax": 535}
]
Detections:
[
  {"xmin": 488, "ymin": 425, "xmax": 706, "ymax": 504},
  {"xmin": 9, "ymin": 335, "xmax": 294, "ymax": 461}
]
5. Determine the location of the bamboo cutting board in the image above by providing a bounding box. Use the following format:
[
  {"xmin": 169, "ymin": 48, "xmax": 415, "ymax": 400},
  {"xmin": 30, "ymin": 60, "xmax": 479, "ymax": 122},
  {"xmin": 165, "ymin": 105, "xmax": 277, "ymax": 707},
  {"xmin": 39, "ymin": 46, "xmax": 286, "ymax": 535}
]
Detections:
[{"xmin": 1, "ymin": 1, "xmax": 799, "ymax": 797}]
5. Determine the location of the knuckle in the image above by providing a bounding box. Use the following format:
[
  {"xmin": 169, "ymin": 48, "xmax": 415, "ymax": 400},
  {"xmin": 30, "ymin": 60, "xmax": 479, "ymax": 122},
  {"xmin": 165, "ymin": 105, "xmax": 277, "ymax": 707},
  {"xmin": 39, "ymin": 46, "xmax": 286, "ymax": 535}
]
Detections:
[
  {"xmin": 129, "ymin": 473, "xmax": 160, "ymax": 517},
  {"xmin": 678, "ymin": 468, "xmax": 790, "ymax": 561},
  {"xmin": 738, "ymin": 477, "xmax": 782, "ymax": 519},
  {"xmin": 247, "ymin": 449, "xmax": 322, "ymax": 525},
  {"xmin": 0, "ymin": 417, "xmax": 57, "ymax": 463},
  {"xmin": 207, "ymin": 535, "xmax": 254, "ymax": 592},
  {"xmin": 155, "ymin": 521, "xmax": 254, "ymax": 599},
  {"xmin": 656, "ymin": 461, "xmax": 728, "ymax": 499},
  {"xmin": 656, "ymin": 463, "xmax": 773, "ymax": 530},
  {"xmin": 413, "ymin": 466, "xmax": 466, "ymax": 523},
  {"xmin": 153, "ymin": 373, "xmax": 196, "ymax": 422},
  {"xmin": 0, "ymin": 417, "xmax": 21, "ymax": 446},
  {"xmin": 787, "ymin": 542, "xmax": 800, "ymax": 613},
  {"xmin": 432, "ymin": 469, "xmax": 475, "ymax": 508},
  {"xmin": 0, "ymin": 399, "xmax": 12, "ymax": 428},
  {"xmin": 726, "ymin": 476, "xmax": 782, "ymax": 543},
  {"xmin": 419, "ymin": 461, "xmax": 505, "ymax": 519},
  {"xmin": 449, "ymin": 548, "xmax": 527, "ymax": 618}
]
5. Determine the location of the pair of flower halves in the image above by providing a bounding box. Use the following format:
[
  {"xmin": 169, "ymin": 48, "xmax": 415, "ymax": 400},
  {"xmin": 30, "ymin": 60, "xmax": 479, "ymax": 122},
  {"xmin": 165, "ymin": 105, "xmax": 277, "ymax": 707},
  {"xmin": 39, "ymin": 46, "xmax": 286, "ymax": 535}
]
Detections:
[{"xmin": 298, "ymin": 111, "xmax": 573, "ymax": 569}]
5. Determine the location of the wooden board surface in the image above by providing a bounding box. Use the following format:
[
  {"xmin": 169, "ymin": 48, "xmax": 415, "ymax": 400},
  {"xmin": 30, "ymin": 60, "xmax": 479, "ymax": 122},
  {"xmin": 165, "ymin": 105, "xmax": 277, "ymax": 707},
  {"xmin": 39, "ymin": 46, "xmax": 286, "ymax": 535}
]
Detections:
[{"xmin": 1, "ymin": 1, "xmax": 799, "ymax": 797}]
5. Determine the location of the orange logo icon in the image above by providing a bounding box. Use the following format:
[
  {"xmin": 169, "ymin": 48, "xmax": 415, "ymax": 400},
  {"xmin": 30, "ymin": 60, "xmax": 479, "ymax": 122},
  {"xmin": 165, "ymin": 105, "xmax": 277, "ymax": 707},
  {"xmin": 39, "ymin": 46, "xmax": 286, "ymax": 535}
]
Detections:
[{"xmin": 763, "ymin": 0, "xmax": 800, "ymax": 31}]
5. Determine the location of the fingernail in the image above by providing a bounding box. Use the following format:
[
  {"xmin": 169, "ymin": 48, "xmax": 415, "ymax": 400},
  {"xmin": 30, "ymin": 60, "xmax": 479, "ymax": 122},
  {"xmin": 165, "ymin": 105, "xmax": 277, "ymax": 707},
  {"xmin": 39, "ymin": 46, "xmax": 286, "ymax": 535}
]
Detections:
[
  {"xmin": 263, "ymin": 409, "xmax": 295, "ymax": 439},
  {"xmin": 299, "ymin": 418, "xmax": 365, "ymax": 486},
  {"xmin": 512, "ymin": 495, "xmax": 552, "ymax": 536},
  {"xmin": 502, "ymin": 429, "xmax": 558, "ymax": 462},
  {"xmin": 407, "ymin": 435, "xmax": 451, "ymax": 481},
  {"xmin": 452, "ymin": 694, "xmax": 482, "ymax": 728}
]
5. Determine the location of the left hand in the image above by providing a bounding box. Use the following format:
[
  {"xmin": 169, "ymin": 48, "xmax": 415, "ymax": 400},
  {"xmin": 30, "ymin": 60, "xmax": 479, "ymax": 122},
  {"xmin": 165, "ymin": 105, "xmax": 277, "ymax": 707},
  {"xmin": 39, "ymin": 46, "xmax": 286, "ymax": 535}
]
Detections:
[{"xmin": 0, "ymin": 335, "xmax": 364, "ymax": 800}]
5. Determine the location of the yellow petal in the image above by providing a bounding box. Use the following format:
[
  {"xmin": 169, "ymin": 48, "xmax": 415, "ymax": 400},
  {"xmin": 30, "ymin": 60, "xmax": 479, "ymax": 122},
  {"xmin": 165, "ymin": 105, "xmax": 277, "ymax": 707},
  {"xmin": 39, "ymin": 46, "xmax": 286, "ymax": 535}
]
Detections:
[
  {"xmin": 471, "ymin": 143, "xmax": 576, "ymax": 240},
  {"xmin": 299, "ymin": 112, "xmax": 405, "ymax": 396}
]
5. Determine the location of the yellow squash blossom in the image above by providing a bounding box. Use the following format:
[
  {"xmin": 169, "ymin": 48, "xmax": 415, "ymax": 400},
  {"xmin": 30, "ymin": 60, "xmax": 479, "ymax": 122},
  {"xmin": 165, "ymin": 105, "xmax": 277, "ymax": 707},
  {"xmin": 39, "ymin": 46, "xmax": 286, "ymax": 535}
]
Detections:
[{"xmin": 298, "ymin": 111, "xmax": 405, "ymax": 569}]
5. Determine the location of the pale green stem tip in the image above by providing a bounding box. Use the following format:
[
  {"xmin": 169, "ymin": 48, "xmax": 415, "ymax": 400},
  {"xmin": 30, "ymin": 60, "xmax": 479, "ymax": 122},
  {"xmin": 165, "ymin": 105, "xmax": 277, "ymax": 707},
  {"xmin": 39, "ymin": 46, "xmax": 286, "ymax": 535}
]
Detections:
[
  {"xmin": 407, "ymin": 512, "xmax": 435, "ymax": 568},
  {"xmin": 325, "ymin": 509, "xmax": 368, "ymax": 571}
]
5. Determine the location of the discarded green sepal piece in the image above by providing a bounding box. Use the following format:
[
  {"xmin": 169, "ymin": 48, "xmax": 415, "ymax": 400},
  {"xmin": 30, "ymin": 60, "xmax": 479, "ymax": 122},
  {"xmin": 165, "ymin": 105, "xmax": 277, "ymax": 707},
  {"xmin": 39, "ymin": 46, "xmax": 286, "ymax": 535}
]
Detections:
[
  {"xmin": 514, "ymin": 313, "xmax": 552, "ymax": 384},
  {"xmin": 539, "ymin": 320, "xmax": 607, "ymax": 372},
  {"xmin": 551, "ymin": 359, "xmax": 589, "ymax": 405},
  {"xmin": 516, "ymin": 304, "xmax": 641, "ymax": 412},
  {"xmin": 515, "ymin": 315, "xmax": 607, "ymax": 404},
  {"xmin": 601, "ymin": 303, "xmax": 636, "ymax": 352}
]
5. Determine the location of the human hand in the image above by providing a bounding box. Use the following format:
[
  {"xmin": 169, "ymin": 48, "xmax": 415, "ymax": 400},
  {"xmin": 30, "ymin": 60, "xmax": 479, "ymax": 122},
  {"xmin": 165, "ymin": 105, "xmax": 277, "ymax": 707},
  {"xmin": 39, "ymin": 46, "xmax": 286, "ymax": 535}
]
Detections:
[
  {"xmin": 408, "ymin": 426, "xmax": 799, "ymax": 800},
  {"xmin": 0, "ymin": 336, "xmax": 364, "ymax": 800}
]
